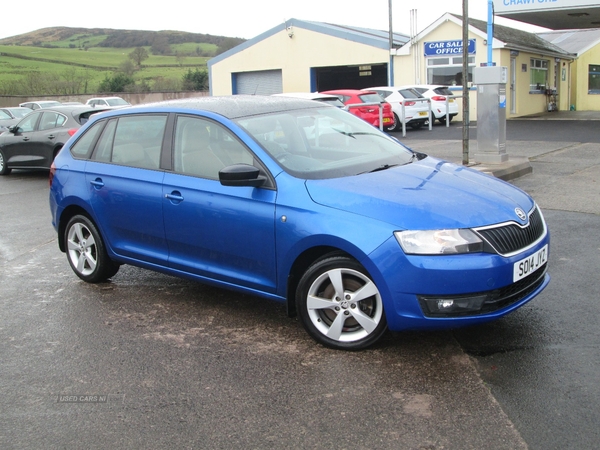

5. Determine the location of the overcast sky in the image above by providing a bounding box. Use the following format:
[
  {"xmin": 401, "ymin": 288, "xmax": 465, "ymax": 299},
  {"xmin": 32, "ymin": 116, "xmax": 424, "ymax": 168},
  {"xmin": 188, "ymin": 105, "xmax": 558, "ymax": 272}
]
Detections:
[{"xmin": 0, "ymin": 0, "xmax": 545, "ymax": 41}]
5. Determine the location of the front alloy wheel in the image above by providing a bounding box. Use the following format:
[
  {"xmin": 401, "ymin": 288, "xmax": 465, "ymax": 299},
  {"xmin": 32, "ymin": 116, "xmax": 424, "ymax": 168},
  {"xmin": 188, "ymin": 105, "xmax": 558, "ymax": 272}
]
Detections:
[
  {"xmin": 297, "ymin": 255, "xmax": 387, "ymax": 350},
  {"xmin": 65, "ymin": 215, "xmax": 119, "ymax": 283}
]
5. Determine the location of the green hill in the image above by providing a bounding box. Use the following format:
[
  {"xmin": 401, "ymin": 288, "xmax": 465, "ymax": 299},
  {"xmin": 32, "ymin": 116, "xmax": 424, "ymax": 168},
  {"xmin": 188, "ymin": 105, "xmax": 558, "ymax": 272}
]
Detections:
[{"xmin": 0, "ymin": 27, "xmax": 245, "ymax": 95}]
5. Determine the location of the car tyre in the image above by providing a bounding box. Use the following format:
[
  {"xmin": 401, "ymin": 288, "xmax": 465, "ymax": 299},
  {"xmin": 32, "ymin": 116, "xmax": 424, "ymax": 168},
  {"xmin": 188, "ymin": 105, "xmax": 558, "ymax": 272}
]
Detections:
[
  {"xmin": 438, "ymin": 115, "xmax": 454, "ymax": 124},
  {"xmin": 384, "ymin": 113, "xmax": 401, "ymax": 132},
  {"xmin": 0, "ymin": 149, "xmax": 11, "ymax": 175},
  {"xmin": 296, "ymin": 255, "xmax": 387, "ymax": 350},
  {"xmin": 65, "ymin": 215, "xmax": 120, "ymax": 283}
]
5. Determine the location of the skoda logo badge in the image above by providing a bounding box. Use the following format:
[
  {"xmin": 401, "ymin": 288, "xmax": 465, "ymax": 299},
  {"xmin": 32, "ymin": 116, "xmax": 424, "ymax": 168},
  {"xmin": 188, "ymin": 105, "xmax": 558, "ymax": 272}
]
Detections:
[{"xmin": 515, "ymin": 207, "xmax": 527, "ymax": 221}]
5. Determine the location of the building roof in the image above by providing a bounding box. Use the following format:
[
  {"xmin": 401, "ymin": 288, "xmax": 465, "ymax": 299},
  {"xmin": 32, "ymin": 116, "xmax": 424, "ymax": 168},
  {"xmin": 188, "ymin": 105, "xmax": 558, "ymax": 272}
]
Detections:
[
  {"xmin": 537, "ymin": 28, "xmax": 600, "ymax": 56},
  {"xmin": 451, "ymin": 14, "xmax": 575, "ymax": 59},
  {"xmin": 209, "ymin": 18, "xmax": 409, "ymax": 67}
]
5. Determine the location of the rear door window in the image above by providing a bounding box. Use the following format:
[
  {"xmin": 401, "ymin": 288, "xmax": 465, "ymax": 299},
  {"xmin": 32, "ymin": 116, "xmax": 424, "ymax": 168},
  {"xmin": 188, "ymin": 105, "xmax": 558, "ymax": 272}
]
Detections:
[{"xmin": 110, "ymin": 115, "xmax": 167, "ymax": 169}]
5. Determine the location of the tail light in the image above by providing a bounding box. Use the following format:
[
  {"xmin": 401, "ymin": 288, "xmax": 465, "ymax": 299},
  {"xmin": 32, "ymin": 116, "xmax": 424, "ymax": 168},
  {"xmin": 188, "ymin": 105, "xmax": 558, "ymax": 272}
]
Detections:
[
  {"xmin": 49, "ymin": 162, "xmax": 56, "ymax": 187},
  {"xmin": 67, "ymin": 129, "xmax": 78, "ymax": 136},
  {"xmin": 402, "ymin": 101, "xmax": 416, "ymax": 106},
  {"xmin": 431, "ymin": 96, "xmax": 447, "ymax": 102}
]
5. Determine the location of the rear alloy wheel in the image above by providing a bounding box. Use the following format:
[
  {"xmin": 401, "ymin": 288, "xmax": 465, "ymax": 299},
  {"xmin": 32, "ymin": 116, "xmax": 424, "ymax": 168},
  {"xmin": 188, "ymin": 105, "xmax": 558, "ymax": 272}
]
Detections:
[
  {"xmin": 384, "ymin": 113, "xmax": 401, "ymax": 132},
  {"xmin": 65, "ymin": 215, "xmax": 120, "ymax": 283},
  {"xmin": 0, "ymin": 149, "xmax": 12, "ymax": 175},
  {"xmin": 297, "ymin": 255, "xmax": 387, "ymax": 350}
]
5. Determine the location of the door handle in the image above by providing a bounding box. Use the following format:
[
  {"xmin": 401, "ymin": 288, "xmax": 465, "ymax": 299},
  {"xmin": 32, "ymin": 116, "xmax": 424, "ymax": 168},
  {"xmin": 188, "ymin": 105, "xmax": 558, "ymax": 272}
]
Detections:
[
  {"xmin": 165, "ymin": 192, "xmax": 184, "ymax": 202},
  {"xmin": 90, "ymin": 178, "xmax": 104, "ymax": 188}
]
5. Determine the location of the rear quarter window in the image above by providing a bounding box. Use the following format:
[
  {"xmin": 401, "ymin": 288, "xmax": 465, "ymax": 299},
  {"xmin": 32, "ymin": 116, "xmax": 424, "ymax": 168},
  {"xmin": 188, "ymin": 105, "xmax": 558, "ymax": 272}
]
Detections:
[{"xmin": 70, "ymin": 121, "xmax": 105, "ymax": 158}]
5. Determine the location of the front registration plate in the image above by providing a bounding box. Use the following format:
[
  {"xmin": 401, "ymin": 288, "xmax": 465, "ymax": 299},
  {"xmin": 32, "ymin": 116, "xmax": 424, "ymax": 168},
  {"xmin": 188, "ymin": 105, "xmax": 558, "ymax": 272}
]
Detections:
[
  {"xmin": 418, "ymin": 111, "xmax": 428, "ymax": 116},
  {"xmin": 513, "ymin": 244, "xmax": 548, "ymax": 282}
]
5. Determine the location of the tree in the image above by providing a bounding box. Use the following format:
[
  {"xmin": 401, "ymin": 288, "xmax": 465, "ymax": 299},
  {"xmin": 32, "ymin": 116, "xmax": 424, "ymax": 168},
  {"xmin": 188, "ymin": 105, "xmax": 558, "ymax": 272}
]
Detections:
[
  {"xmin": 216, "ymin": 37, "xmax": 241, "ymax": 55},
  {"xmin": 182, "ymin": 69, "xmax": 208, "ymax": 91},
  {"xmin": 128, "ymin": 47, "xmax": 149, "ymax": 68},
  {"xmin": 98, "ymin": 73, "xmax": 135, "ymax": 93},
  {"xmin": 119, "ymin": 59, "xmax": 137, "ymax": 77}
]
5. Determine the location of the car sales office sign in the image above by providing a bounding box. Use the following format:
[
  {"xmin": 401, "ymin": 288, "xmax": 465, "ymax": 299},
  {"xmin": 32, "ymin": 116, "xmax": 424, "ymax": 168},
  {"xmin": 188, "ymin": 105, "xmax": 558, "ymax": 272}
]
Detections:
[{"xmin": 424, "ymin": 39, "xmax": 476, "ymax": 56}]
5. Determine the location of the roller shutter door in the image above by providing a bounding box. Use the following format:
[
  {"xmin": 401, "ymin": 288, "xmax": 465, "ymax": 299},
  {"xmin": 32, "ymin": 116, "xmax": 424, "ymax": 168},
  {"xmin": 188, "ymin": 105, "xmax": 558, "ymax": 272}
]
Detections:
[{"xmin": 235, "ymin": 70, "xmax": 283, "ymax": 95}]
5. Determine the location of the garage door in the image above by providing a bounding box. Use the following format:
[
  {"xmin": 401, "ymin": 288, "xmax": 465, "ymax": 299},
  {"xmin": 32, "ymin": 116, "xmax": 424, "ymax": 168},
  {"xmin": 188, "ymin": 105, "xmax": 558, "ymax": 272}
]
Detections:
[{"xmin": 234, "ymin": 70, "xmax": 283, "ymax": 95}]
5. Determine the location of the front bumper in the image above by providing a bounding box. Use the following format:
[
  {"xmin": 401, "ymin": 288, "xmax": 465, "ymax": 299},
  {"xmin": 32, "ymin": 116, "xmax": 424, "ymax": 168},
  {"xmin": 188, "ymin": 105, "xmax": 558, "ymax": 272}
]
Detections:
[{"xmin": 366, "ymin": 233, "xmax": 551, "ymax": 332}]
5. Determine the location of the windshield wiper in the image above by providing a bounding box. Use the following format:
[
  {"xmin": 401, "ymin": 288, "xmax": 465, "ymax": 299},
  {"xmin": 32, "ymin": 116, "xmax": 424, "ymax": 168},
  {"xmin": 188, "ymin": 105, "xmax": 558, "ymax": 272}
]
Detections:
[
  {"xmin": 333, "ymin": 129, "xmax": 381, "ymax": 139},
  {"xmin": 362, "ymin": 164, "xmax": 399, "ymax": 174}
]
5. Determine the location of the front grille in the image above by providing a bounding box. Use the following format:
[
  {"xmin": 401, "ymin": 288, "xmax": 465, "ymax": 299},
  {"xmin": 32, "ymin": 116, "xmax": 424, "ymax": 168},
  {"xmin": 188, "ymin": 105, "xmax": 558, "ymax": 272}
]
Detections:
[
  {"xmin": 476, "ymin": 207, "xmax": 545, "ymax": 255},
  {"xmin": 418, "ymin": 264, "xmax": 548, "ymax": 317}
]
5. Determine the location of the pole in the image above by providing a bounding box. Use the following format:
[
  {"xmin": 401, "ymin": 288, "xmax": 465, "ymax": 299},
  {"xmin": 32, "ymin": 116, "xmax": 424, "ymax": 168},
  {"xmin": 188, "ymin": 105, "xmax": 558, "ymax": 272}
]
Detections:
[
  {"xmin": 462, "ymin": 0, "xmax": 470, "ymax": 166},
  {"xmin": 388, "ymin": 0, "xmax": 394, "ymax": 85},
  {"xmin": 487, "ymin": 0, "xmax": 493, "ymax": 65}
]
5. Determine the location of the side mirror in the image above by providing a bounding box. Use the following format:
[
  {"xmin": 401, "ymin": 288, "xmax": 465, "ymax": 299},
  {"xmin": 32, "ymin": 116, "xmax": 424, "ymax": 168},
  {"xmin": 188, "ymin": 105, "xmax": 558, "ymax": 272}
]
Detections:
[
  {"xmin": 219, "ymin": 164, "xmax": 266, "ymax": 187},
  {"xmin": 8, "ymin": 125, "xmax": 18, "ymax": 134}
]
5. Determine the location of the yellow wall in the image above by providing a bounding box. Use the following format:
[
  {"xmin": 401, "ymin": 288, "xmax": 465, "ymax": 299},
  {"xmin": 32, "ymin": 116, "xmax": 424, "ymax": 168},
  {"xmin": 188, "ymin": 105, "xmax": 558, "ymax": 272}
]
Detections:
[
  {"xmin": 573, "ymin": 45, "xmax": 600, "ymax": 111},
  {"xmin": 211, "ymin": 26, "xmax": 389, "ymax": 96}
]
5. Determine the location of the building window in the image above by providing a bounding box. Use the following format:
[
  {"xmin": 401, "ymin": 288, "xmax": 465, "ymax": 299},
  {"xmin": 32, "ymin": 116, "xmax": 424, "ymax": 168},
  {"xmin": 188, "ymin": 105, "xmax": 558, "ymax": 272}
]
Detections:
[
  {"xmin": 589, "ymin": 65, "xmax": 600, "ymax": 94},
  {"xmin": 530, "ymin": 58, "xmax": 548, "ymax": 93},
  {"xmin": 426, "ymin": 56, "xmax": 475, "ymax": 86}
]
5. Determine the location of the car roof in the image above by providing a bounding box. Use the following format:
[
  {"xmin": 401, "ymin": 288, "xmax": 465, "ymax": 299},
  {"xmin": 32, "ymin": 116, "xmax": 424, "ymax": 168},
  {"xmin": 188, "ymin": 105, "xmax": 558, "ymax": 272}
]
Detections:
[
  {"xmin": 25, "ymin": 100, "xmax": 61, "ymax": 105},
  {"xmin": 409, "ymin": 85, "xmax": 447, "ymax": 89},
  {"xmin": 322, "ymin": 89, "xmax": 377, "ymax": 95},
  {"xmin": 101, "ymin": 95, "xmax": 326, "ymax": 120}
]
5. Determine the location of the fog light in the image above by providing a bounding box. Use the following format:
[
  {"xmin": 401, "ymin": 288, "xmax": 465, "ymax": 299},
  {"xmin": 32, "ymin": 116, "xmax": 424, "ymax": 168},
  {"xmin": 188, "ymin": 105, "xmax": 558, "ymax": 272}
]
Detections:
[{"xmin": 419, "ymin": 294, "xmax": 488, "ymax": 316}]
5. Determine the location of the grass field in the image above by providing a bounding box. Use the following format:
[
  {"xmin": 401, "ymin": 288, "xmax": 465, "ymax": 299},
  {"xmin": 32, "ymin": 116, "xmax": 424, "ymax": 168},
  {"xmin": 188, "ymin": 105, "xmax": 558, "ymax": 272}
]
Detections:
[{"xmin": 0, "ymin": 43, "xmax": 211, "ymax": 93}]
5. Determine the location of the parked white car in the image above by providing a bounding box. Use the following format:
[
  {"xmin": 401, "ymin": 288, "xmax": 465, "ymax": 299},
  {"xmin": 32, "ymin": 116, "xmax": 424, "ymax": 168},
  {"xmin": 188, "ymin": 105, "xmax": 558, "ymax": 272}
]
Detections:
[
  {"xmin": 86, "ymin": 97, "xmax": 131, "ymax": 108},
  {"xmin": 364, "ymin": 86, "xmax": 430, "ymax": 131},
  {"xmin": 410, "ymin": 85, "xmax": 459, "ymax": 124},
  {"xmin": 19, "ymin": 100, "xmax": 62, "ymax": 110}
]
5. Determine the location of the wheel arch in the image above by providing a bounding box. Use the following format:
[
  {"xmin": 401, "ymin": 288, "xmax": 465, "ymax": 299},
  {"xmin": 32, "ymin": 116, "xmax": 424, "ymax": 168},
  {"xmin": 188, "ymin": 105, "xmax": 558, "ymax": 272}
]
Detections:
[
  {"xmin": 52, "ymin": 145, "xmax": 63, "ymax": 160},
  {"xmin": 285, "ymin": 246, "xmax": 351, "ymax": 317},
  {"xmin": 57, "ymin": 204, "xmax": 95, "ymax": 252}
]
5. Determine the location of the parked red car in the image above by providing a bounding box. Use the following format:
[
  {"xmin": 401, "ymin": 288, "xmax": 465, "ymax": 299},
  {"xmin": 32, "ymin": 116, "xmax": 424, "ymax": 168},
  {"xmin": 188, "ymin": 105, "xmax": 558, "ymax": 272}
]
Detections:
[{"xmin": 320, "ymin": 89, "xmax": 394, "ymax": 129}]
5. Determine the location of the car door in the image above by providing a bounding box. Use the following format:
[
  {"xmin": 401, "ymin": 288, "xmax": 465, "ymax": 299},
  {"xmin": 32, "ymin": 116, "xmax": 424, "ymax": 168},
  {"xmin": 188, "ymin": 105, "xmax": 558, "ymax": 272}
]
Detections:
[
  {"xmin": 85, "ymin": 115, "xmax": 169, "ymax": 266},
  {"xmin": 0, "ymin": 111, "xmax": 42, "ymax": 166},
  {"xmin": 162, "ymin": 115, "xmax": 278, "ymax": 292},
  {"xmin": 34, "ymin": 111, "xmax": 68, "ymax": 166}
]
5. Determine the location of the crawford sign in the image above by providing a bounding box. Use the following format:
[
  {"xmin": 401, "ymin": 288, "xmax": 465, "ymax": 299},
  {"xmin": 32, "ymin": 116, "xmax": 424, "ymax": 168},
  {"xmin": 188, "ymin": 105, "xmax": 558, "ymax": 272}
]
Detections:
[{"xmin": 424, "ymin": 39, "xmax": 476, "ymax": 56}]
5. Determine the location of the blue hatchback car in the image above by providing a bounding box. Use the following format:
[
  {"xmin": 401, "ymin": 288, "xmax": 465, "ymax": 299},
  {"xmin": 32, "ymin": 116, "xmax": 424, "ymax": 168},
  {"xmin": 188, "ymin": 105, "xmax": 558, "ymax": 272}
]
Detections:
[{"xmin": 49, "ymin": 96, "xmax": 550, "ymax": 350}]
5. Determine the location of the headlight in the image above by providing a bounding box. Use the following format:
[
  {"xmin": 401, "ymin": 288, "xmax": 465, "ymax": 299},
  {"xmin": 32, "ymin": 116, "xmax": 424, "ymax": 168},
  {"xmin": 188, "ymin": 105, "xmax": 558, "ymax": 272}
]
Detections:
[{"xmin": 395, "ymin": 229, "xmax": 483, "ymax": 255}]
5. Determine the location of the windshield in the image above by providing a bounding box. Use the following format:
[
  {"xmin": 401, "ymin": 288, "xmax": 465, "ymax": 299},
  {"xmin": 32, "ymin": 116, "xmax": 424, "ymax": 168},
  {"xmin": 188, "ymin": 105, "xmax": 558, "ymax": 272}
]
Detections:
[
  {"xmin": 358, "ymin": 93, "xmax": 383, "ymax": 104},
  {"xmin": 236, "ymin": 106, "xmax": 414, "ymax": 180},
  {"xmin": 398, "ymin": 89, "xmax": 423, "ymax": 99},
  {"xmin": 10, "ymin": 109, "xmax": 31, "ymax": 118}
]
